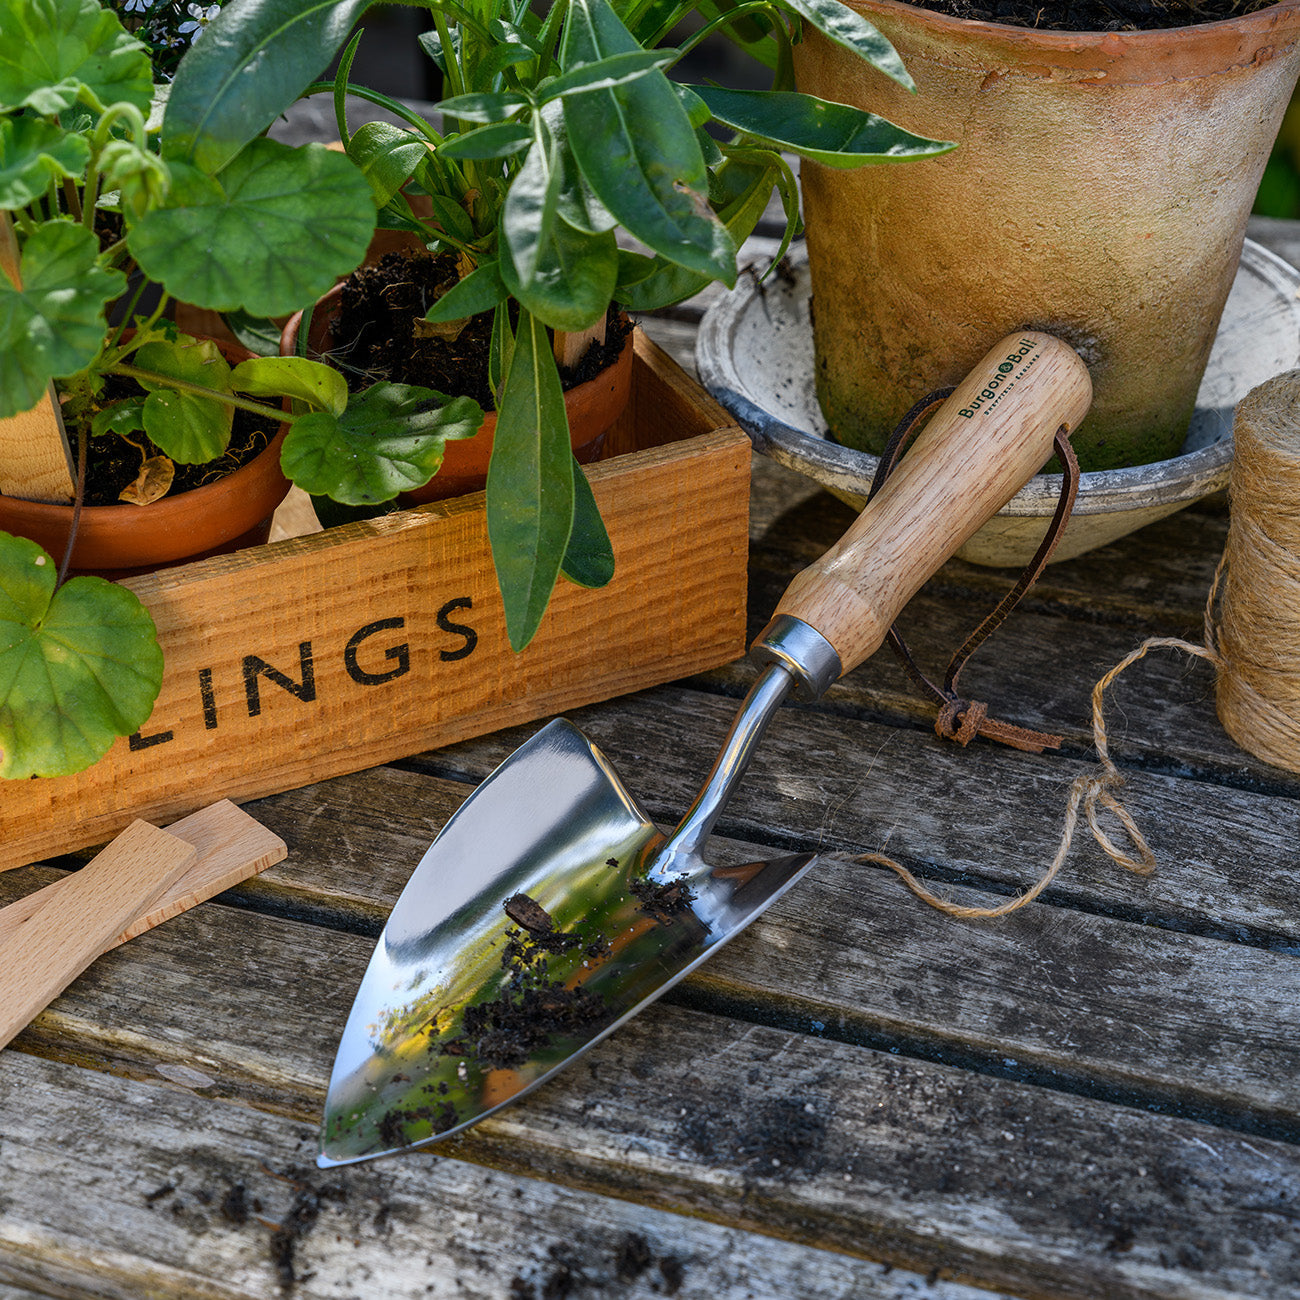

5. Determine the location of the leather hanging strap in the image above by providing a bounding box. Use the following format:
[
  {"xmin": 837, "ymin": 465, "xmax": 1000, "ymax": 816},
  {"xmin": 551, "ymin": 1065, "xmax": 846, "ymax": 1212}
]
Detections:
[{"xmin": 866, "ymin": 387, "xmax": 1082, "ymax": 754}]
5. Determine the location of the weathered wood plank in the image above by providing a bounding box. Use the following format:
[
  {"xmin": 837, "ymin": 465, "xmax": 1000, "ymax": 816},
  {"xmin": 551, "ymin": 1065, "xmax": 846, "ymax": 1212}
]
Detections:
[
  {"xmin": 0, "ymin": 1053, "xmax": 1002, "ymax": 1300},
  {"xmin": 3, "ymin": 897, "xmax": 1299, "ymax": 1300},
  {"xmin": 419, "ymin": 685, "xmax": 1300, "ymax": 947}
]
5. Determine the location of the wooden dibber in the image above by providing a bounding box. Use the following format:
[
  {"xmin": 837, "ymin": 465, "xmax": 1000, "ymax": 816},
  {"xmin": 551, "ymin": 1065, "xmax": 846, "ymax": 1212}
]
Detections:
[
  {"xmin": 0, "ymin": 802, "xmax": 286, "ymax": 1049},
  {"xmin": 0, "ymin": 214, "xmax": 76, "ymax": 503}
]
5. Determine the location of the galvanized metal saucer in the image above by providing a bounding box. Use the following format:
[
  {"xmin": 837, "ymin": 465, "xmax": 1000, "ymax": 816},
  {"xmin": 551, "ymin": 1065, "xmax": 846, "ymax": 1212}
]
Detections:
[{"xmin": 696, "ymin": 240, "xmax": 1300, "ymax": 566}]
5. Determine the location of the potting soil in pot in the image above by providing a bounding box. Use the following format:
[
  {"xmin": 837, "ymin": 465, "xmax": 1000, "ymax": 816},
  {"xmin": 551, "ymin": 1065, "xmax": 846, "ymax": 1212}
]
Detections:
[
  {"xmin": 333, "ymin": 251, "xmax": 632, "ymax": 400},
  {"xmin": 908, "ymin": 0, "xmax": 1276, "ymax": 30}
]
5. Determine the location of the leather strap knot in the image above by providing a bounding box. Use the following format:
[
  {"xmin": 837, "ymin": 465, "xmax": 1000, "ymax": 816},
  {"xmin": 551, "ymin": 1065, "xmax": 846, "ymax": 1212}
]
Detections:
[{"xmin": 935, "ymin": 698, "xmax": 986, "ymax": 746}]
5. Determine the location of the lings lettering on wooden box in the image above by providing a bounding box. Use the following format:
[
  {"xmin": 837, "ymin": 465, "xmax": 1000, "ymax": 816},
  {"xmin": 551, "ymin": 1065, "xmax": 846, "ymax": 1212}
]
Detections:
[{"xmin": 3, "ymin": 336, "xmax": 751, "ymax": 870}]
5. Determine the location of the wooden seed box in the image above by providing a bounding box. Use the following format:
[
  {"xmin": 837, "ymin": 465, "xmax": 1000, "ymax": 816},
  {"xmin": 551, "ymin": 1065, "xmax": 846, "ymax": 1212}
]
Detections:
[{"xmin": 2, "ymin": 334, "xmax": 751, "ymax": 870}]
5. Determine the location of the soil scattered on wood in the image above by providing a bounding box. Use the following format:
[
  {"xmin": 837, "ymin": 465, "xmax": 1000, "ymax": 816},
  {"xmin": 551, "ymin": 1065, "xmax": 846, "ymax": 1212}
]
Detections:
[
  {"xmin": 331, "ymin": 250, "xmax": 631, "ymax": 405},
  {"xmin": 903, "ymin": 0, "xmax": 1275, "ymax": 31}
]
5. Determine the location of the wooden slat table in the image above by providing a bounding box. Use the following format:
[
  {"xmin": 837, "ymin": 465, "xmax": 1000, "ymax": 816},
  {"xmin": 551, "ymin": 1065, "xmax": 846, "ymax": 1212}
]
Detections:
[{"xmin": 4, "ymin": 222, "xmax": 1300, "ymax": 1300}]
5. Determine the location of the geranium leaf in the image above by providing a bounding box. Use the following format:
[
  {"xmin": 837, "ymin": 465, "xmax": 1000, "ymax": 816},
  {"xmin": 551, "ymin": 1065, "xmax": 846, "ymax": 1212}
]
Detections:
[
  {"xmin": 0, "ymin": 222, "xmax": 124, "ymax": 419},
  {"xmin": 0, "ymin": 117, "xmax": 90, "ymax": 210},
  {"xmin": 0, "ymin": 532, "xmax": 162, "ymax": 780},
  {"xmin": 230, "ymin": 356, "xmax": 349, "ymax": 417},
  {"xmin": 487, "ymin": 310, "xmax": 574, "ymax": 651},
  {"xmin": 128, "ymin": 140, "xmax": 375, "ymax": 317},
  {"xmin": 280, "ymin": 385, "xmax": 483, "ymax": 505},
  {"xmin": 133, "ymin": 337, "xmax": 233, "ymax": 464},
  {"xmin": 0, "ymin": 0, "xmax": 152, "ymax": 115}
]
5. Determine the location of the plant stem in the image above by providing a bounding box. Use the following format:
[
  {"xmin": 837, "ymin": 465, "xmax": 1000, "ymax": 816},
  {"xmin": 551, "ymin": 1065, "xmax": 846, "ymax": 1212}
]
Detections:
[
  {"xmin": 56, "ymin": 425, "xmax": 89, "ymax": 591},
  {"xmin": 112, "ymin": 364, "xmax": 300, "ymax": 425}
]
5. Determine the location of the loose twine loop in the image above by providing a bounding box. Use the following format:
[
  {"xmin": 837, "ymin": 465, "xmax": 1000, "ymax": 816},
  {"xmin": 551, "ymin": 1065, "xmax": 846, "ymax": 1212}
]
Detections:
[{"xmin": 859, "ymin": 368, "xmax": 1300, "ymax": 920}]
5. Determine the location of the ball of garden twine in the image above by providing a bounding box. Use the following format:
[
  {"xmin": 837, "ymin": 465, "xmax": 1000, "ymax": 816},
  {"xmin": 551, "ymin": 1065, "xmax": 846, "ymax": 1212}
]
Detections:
[
  {"xmin": 863, "ymin": 369, "xmax": 1300, "ymax": 918},
  {"xmin": 1213, "ymin": 371, "xmax": 1300, "ymax": 772}
]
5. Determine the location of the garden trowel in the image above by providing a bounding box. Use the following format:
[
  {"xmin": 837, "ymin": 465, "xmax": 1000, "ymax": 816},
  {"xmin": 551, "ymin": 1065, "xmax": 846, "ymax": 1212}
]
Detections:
[{"xmin": 319, "ymin": 331, "xmax": 1092, "ymax": 1167}]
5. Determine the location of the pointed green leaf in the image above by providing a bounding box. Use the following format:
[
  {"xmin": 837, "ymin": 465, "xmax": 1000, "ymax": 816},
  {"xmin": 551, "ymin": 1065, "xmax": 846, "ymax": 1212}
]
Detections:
[
  {"xmin": 163, "ymin": 0, "xmax": 372, "ymax": 173},
  {"xmin": 0, "ymin": 222, "xmax": 124, "ymax": 419},
  {"xmin": 128, "ymin": 140, "xmax": 375, "ymax": 317},
  {"xmin": 501, "ymin": 212, "xmax": 618, "ymax": 331},
  {"xmin": 438, "ymin": 121, "xmax": 533, "ymax": 162},
  {"xmin": 696, "ymin": 87, "xmax": 952, "ymax": 166},
  {"xmin": 561, "ymin": 0, "xmax": 735, "ymax": 283},
  {"xmin": 231, "ymin": 356, "xmax": 349, "ymax": 416},
  {"xmin": 489, "ymin": 301, "xmax": 514, "ymax": 404},
  {"xmin": 0, "ymin": 117, "xmax": 90, "ymax": 210},
  {"xmin": 0, "ymin": 0, "xmax": 152, "ymax": 115},
  {"xmin": 560, "ymin": 460, "xmax": 614, "ymax": 589},
  {"xmin": 776, "ymin": 0, "xmax": 912, "ymax": 90},
  {"xmin": 487, "ymin": 311, "xmax": 574, "ymax": 651},
  {"xmin": 281, "ymin": 384, "xmax": 483, "ymax": 506},
  {"xmin": 424, "ymin": 260, "xmax": 509, "ymax": 325},
  {"xmin": 437, "ymin": 91, "xmax": 530, "ymax": 124},
  {"xmin": 132, "ymin": 336, "xmax": 233, "ymax": 464},
  {"xmin": 0, "ymin": 532, "xmax": 162, "ymax": 780},
  {"xmin": 537, "ymin": 49, "xmax": 675, "ymax": 103}
]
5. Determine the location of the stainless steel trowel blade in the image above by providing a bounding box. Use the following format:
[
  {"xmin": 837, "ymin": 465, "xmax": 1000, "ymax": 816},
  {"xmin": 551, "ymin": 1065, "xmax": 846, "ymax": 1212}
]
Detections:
[{"xmin": 319, "ymin": 717, "xmax": 814, "ymax": 1167}]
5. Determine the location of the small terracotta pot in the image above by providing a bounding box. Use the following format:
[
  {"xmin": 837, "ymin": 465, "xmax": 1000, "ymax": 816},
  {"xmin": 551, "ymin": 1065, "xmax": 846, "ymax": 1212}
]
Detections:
[
  {"xmin": 0, "ymin": 339, "xmax": 290, "ymax": 577},
  {"xmin": 280, "ymin": 285, "xmax": 635, "ymax": 503},
  {"xmin": 793, "ymin": 0, "xmax": 1300, "ymax": 470}
]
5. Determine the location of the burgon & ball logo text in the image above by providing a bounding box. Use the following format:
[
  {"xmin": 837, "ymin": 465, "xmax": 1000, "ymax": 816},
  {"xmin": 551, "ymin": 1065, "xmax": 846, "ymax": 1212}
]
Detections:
[{"xmin": 959, "ymin": 339, "xmax": 1037, "ymax": 418}]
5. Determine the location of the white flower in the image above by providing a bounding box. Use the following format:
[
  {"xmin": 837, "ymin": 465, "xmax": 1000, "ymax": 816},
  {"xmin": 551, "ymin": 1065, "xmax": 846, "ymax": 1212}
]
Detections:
[
  {"xmin": 178, "ymin": 2, "xmax": 221, "ymax": 41},
  {"xmin": 123, "ymin": 0, "xmax": 154, "ymax": 12}
]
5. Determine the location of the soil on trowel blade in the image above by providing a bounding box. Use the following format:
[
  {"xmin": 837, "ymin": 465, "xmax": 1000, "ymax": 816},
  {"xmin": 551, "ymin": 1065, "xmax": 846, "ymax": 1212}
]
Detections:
[
  {"xmin": 332, "ymin": 251, "xmax": 631, "ymax": 406},
  {"xmin": 902, "ymin": 0, "xmax": 1275, "ymax": 30}
]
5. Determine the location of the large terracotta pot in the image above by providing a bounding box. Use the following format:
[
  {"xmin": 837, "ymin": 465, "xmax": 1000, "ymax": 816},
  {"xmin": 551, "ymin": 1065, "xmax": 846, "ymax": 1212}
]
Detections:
[
  {"xmin": 0, "ymin": 341, "xmax": 290, "ymax": 576},
  {"xmin": 793, "ymin": 0, "xmax": 1300, "ymax": 470},
  {"xmin": 281, "ymin": 285, "xmax": 635, "ymax": 502}
]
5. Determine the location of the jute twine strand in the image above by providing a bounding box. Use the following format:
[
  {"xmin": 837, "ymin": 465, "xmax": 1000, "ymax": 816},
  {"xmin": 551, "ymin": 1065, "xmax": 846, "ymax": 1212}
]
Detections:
[
  {"xmin": 856, "ymin": 369, "xmax": 1300, "ymax": 919},
  {"xmin": 857, "ymin": 632, "xmax": 1222, "ymax": 918}
]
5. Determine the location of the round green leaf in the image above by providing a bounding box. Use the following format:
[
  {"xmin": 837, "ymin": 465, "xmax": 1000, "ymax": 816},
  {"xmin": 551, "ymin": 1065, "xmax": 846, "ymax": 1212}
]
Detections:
[
  {"xmin": 348, "ymin": 121, "xmax": 430, "ymax": 208},
  {"xmin": 128, "ymin": 139, "xmax": 376, "ymax": 317},
  {"xmin": 0, "ymin": 532, "xmax": 162, "ymax": 780},
  {"xmin": 0, "ymin": 0, "xmax": 153, "ymax": 115},
  {"xmin": 0, "ymin": 222, "xmax": 125, "ymax": 419},
  {"xmin": 0, "ymin": 117, "xmax": 90, "ymax": 210},
  {"xmin": 281, "ymin": 385, "xmax": 483, "ymax": 506},
  {"xmin": 132, "ymin": 337, "xmax": 233, "ymax": 464},
  {"xmin": 230, "ymin": 356, "xmax": 349, "ymax": 417}
]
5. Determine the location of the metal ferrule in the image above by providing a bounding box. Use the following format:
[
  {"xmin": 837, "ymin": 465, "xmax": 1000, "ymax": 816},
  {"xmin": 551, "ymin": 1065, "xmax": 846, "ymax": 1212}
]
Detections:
[{"xmin": 749, "ymin": 614, "xmax": 842, "ymax": 701}]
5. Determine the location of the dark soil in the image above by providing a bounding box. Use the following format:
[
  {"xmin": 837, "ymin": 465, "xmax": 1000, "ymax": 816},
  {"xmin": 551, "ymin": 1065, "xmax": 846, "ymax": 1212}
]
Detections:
[
  {"xmin": 330, "ymin": 250, "xmax": 632, "ymax": 405},
  {"xmin": 904, "ymin": 0, "xmax": 1274, "ymax": 30},
  {"xmin": 81, "ymin": 375, "xmax": 275, "ymax": 506},
  {"xmin": 439, "ymin": 900, "xmax": 609, "ymax": 1072},
  {"xmin": 629, "ymin": 874, "xmax": 698, "ymax": 922}
]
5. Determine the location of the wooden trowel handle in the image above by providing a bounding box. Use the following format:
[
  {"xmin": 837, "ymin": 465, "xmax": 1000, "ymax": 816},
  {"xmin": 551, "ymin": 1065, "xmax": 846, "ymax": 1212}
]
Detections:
[{"xmin": 772, "ymin": 331, "xmax": 1092, "ymax": 679}]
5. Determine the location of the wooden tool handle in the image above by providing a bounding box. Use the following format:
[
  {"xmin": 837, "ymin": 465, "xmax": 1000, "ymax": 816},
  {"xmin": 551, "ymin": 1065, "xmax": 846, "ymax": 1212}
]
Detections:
[{"xmin": 774, "ymin": 332, "xmax": 1092, "ymax": 677}]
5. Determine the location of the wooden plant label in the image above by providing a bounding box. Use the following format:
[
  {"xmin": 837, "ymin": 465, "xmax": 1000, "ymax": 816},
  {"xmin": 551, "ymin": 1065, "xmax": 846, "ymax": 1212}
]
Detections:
[{"xmin": 1, "ymin": 339, "xmax": 751, "ymax": 869}]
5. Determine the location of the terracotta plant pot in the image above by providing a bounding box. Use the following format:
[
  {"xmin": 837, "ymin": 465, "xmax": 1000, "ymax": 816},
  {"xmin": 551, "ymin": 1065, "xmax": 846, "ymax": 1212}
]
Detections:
[
  {"xmin": 793, "ymin": 0, "xmax": 1300, "ymax": 470},
  {"xmin": 280, "ymin": 286, "xmax": 635, "ymax": 503},
  {"xmin": 0, "ymin": 336, "xmax": 289, "ymax": 576}
]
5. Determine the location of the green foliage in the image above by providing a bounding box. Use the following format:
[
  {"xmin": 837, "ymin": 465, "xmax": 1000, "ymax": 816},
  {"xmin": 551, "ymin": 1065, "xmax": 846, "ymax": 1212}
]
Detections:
[
  {"xmin": 273, "ymin": 0, "xmax": 943, "ymax": 648},
  {"xmin": 0, "ymin": 0, "xmax": 386, "ymax": 780},
  {"xmin": 0, "ymin": 532, "xmax": 162, "ymax": 779}
]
